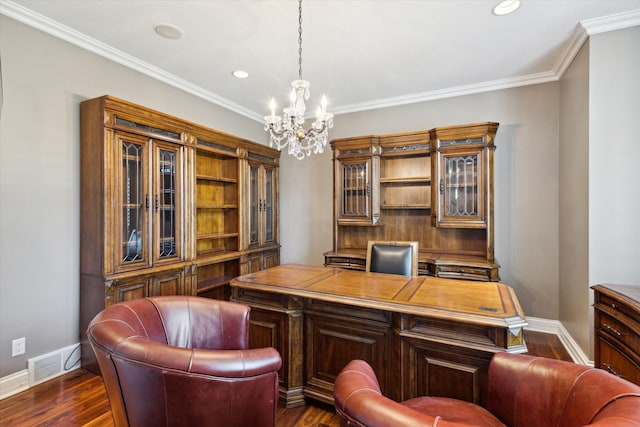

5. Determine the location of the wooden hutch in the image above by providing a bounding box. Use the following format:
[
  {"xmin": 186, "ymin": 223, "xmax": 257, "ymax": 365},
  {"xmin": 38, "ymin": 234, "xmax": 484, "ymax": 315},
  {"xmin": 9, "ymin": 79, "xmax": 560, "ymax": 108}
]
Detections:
[
  {"xmin": 324, "ymin": 122, "xmax": 499, "ymax": 281},
  {"xmin": 79, "ymin": 95, "xmax": 280, "ymax": 371}
]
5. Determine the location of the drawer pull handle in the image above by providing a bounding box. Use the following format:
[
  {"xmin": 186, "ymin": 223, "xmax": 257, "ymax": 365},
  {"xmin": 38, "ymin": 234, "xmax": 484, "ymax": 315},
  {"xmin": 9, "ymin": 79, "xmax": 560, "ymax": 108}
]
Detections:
[
  {"xmin": 611, "ymin": 303, "xmax": 618, "ymax": 310},
  {"xmin": 602, "ymin": 362, "xmax": 623, "ymax": 378},
  {"xmin": 603, "ymin": 323, "xmax": 623, "ymax": 336}
]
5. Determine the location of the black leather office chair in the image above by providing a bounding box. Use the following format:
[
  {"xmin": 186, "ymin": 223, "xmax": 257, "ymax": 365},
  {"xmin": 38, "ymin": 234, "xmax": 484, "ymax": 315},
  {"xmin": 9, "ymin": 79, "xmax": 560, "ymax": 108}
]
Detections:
[{"xmin": 365, "ymin": 241, "xmax": 418, "ymax": 276}]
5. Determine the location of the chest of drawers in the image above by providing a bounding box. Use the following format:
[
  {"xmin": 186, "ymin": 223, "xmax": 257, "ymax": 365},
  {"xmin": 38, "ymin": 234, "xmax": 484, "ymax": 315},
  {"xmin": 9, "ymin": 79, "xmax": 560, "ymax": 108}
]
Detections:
[{"xmin": 592, "ymin": 284, "xmax": 640, "ymax": 385}]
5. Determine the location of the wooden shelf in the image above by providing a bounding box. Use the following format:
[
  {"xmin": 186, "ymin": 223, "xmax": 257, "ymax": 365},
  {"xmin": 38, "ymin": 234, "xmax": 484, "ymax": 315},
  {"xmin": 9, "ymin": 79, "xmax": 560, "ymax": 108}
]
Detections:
[
  {"xmin": 196, "ymin": 232, "xmax": 239, "ymax": 240},
  {"xmin": 196, "ymin": 204, "xmax": 238, "ymax": 209},
  {"xmin": 197, "ymin": 276, "xmax": 234, "ymax": 293},
  {"xmin": 381, "ymin": 204, "xmax": 430, "ymax": 210},
  {"xmin": 196, "ymin": 175, "xmax": 237, "ymax": 183},
  {"xmin": 380, "ymin": 177, "xmax": 430, "ymax": 184}
]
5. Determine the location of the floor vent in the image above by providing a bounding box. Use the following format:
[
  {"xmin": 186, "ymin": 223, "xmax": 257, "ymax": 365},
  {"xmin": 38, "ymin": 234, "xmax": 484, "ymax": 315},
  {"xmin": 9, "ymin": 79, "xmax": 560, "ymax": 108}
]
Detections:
[{"xmin": 28, "ymin": 343, "xmax": 81, "ymax": 387}]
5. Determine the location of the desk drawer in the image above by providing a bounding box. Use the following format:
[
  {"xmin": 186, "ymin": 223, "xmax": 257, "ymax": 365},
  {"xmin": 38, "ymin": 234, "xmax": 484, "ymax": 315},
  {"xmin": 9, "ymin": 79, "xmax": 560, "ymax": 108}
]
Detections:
[{"xmin": 436, "ymin": 265, "xmax": 490, "ymax": 282}]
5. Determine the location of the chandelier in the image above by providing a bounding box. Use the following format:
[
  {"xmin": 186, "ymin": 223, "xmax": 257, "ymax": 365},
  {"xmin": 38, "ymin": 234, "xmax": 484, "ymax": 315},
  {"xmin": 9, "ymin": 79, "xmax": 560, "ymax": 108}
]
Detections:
[{"xmin": 264, "ymin": 0, "xmax": 334, "ymax": 160}]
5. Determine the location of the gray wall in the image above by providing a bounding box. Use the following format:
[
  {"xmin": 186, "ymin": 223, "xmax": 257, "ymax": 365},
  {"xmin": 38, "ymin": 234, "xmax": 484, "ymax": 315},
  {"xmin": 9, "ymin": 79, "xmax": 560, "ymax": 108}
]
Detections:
[
  {"xmin": 559, "ymin": 41, "xmax": 591, "ymax": 356},
  {"xmin": 0, "ymin": 16, "xmax": 265, "ymax": 376}
]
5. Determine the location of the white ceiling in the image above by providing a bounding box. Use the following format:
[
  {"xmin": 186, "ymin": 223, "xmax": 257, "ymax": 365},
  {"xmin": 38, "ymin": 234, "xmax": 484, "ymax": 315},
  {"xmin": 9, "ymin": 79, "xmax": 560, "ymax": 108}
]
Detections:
[{"xmin": 3, "ymin": 0, "xmax": 640, "ymax": 121}]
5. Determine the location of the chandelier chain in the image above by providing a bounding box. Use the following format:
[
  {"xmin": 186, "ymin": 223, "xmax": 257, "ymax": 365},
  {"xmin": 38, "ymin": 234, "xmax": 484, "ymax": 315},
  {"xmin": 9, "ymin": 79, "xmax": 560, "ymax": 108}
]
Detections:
[{"xmin": 298, "ymin": 0, "xmax": 303, "ymax": 80}]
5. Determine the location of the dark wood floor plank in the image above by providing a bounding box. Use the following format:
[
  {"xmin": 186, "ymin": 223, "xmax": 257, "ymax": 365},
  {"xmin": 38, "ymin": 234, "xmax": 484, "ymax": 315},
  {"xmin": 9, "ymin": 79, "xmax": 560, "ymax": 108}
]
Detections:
[{"xmin": 0, "ymin": 331, "xmax": 572, "ymax": 427}]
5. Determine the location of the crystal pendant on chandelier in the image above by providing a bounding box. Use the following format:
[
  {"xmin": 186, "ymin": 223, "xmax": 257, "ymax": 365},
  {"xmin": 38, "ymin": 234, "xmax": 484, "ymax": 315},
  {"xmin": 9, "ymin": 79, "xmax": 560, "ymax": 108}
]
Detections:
[{"xmin": 264, "ymin": 0, "xmax": 334, "ymax": 160}]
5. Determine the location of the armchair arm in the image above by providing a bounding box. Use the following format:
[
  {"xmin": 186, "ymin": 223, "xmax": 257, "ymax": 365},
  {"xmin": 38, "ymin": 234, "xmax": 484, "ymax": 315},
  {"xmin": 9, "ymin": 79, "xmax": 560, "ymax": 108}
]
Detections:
[
  {"xmin": 190, "ymin": 347, "xmax": 282, "ymax": 377},
  {"xmin": 334, "ymin": 360, "xmax": 440, "ymax": 427},
  {"xmin": 105, "ymin": 337, "xmax": 282, "ymax": 378}
]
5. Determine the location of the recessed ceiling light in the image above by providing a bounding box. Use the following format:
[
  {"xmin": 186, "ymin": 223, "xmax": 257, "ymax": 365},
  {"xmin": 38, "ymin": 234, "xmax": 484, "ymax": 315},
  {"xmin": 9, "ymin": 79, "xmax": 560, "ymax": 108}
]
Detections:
[
  {"xmin": 154, "ymin": 23, "xmax": 183, "ymax": 40},
  {"xmin": 232, "ymin": 70, "xmax": 250, "ymax": 79},
  {"xmin": 492, "ymin": 0, "xmax": 521, "ymax": 16}
]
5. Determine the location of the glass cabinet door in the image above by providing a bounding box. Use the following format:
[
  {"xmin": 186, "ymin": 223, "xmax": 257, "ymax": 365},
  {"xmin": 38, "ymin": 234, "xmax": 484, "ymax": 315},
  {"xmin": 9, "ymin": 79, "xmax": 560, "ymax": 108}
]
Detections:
[
  {"xmin": 337, "ymin": 157, "xmax": 379, "ymax": 225},
  {"xmin": 249, "ymin": 163, "xmax": 260, "ymax": 246},
  {"xmin": 263, "ymin": 165, "xmax": 276, "ymax": 244},
  {"xmin": 436, "ymin": 147, "xmax": 485, "ymax": 227},
  {"xmin": 115, "ymin": 132, "xmax": 149, "ymax": 271},
  {"xmin": 153, "ymin": 141, "xmax": 182, "ymax": 263},
  {"xmin": 248, "ymin": 161, "xmax": 277, "ymax": 247}
]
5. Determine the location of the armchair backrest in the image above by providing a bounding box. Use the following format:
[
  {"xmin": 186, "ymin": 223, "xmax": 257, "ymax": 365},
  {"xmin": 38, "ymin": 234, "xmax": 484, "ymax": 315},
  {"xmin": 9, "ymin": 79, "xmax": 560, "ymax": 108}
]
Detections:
[
  {"xmin": 366, "ymin": 240, "xmax": 418, "ymax": 276},
  {"xmin": 87, "ymin": 296, "xmax": 282, "ymax": 427},
  {"xmin": 488, "ymin": 352, "xmax": 640, "ymax": 427}
]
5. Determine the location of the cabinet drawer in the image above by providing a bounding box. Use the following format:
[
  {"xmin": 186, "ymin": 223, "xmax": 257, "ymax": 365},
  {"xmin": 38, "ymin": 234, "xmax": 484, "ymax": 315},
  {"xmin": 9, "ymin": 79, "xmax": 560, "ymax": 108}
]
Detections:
[
  {"xmin": 596, "ymin": 311, "xmax": 640, "ymax": 353},
  {"xmin": 597, "ymin": 293, "xmax": 638, "ymax": 320},
  {"xmin": 436, "ymin": 265, "xmax": 490, "ymax": 282},
  {"xmin": 596, "ymin": 335, "xmax": 640, "ymax": 384}
]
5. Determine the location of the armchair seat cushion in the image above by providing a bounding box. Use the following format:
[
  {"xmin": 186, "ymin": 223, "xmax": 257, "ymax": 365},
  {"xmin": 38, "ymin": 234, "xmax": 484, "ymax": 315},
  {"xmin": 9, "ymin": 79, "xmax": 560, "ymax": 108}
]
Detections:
[{"xmin": 402, "ymin": 397, "xmax": 505, "ymax": 427}]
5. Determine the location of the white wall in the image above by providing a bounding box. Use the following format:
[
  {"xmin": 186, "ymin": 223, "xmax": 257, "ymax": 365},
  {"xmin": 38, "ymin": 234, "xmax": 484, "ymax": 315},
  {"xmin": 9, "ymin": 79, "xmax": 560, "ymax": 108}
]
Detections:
[
  {"xmin": 589, "ymin": 27, "xmax": 640, "ymax": 286},
  {"xmin": 281, "ymin": 83, "xmax": 562, "ymax": 321},
  {"xmin": 0, "ymin": 16, "xmax": 265, "ymax": 376}
]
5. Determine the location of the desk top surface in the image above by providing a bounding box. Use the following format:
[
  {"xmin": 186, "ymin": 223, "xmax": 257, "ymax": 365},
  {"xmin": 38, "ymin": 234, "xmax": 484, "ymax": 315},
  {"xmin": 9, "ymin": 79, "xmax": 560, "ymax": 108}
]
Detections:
[{"xmin": 231, "ymin": 264, "xmax": 527, "ymax": 328}]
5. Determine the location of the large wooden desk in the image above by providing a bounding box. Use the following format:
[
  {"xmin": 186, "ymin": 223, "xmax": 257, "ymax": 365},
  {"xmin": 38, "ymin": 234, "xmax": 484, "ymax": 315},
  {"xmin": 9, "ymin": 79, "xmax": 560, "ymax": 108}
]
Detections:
[{"xmin": 230, "ymin": 264, "xmax": 527, "ymax": 408}]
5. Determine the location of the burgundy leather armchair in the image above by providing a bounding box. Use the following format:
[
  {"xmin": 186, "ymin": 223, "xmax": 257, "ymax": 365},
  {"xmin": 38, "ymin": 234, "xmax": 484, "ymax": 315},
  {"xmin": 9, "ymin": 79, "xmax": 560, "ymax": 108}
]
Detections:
[
  {"xmin": 334, "ymin": 353, "xmax": 640, "ymax": 427},
  {"xmin": 87, "ymin": 296, "xmax": 282, "ymax": 427}
]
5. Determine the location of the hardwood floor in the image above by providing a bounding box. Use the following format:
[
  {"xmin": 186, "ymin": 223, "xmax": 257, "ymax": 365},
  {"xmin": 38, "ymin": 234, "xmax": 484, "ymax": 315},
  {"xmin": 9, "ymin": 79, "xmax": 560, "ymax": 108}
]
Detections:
[{"xmin": 0, "ymin": 331, "xmax": 572, "ymax": 427}]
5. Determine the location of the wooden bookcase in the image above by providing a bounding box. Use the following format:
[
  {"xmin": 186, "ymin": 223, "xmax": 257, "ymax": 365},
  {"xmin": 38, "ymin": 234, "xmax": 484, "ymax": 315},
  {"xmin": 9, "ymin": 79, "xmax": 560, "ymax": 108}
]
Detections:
[
  {"xmin": 80, "ymin": 95, "xmax": 280, "ymax": 371},
  {"xmin": 324, "ymin": 123, "xmax": 499, "ymax": 281}
]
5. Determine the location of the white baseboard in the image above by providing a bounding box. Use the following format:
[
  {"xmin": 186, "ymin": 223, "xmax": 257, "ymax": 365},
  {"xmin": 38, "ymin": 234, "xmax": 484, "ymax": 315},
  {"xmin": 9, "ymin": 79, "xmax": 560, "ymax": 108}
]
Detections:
[
  {"xmin": 0, "ymin": 369, "xmax": 29, "ymax": 400},
  {"xmin": 525, "ymin": 317, "xmax": 592, "ymax": 366},
  {"xmin": 0, "ymin": 343, "xmax": 81, "ymax": 401}
]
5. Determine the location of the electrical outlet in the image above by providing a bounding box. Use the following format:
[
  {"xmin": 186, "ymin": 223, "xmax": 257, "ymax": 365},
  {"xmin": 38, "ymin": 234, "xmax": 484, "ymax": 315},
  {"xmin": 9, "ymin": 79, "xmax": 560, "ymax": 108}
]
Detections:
[{"xmin": 12, "ymin": 337, "xmax": 26, "ymax": 357}]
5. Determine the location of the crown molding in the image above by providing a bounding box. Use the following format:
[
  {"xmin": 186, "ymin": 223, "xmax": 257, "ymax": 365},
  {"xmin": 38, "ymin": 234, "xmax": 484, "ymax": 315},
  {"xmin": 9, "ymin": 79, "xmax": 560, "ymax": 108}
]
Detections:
[
  {"xmin": 2, "ymin": 0, "xmax": 639, "ymax": 122},
  {"xmin": 581, "ymin": 8, "xmax": 640, "ymax": 35},
  {"xmin": 0, "ymin": 0, "xmax": 263, "ymax": 122},
  {"xmin": 552, "ymin": 24, "xmax": 589, "ymax": 80},
  {"xmin": 332, "ymin": 70, "xmax": 558, "ymax": 115}
]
